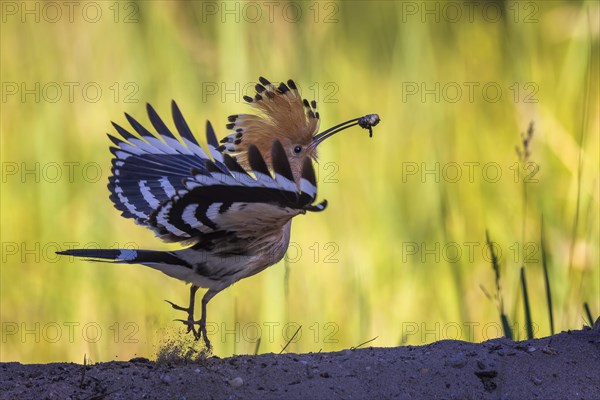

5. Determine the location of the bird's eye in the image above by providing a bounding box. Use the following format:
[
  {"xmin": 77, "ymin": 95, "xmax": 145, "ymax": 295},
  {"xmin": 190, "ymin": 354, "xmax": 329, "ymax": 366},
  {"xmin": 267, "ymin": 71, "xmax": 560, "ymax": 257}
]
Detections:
[{"xmin": 293, "ymin": 146, "xmax": 302, "ymax": 154}]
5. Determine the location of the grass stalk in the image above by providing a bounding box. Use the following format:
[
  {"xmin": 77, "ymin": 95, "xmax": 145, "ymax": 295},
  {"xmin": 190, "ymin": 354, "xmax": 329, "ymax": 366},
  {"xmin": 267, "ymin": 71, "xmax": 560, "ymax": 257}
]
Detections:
[
  {"xmin": 567, "ymin": 8, "xmax": 592, "ymax": 276},
  {"xmin": 583, "ymin": 302, "xmax": 594, "ymax": 327},
  {"xmin": 540, "ymin": 216, "xmax": 554, "ymax": 335},
  {"xmin": 485, "ymin": 230, "xmax": 513, "ymax": 340},
  {"xmin": 520, "ymin": 266, "xmax": 534, "ymax": 339}
]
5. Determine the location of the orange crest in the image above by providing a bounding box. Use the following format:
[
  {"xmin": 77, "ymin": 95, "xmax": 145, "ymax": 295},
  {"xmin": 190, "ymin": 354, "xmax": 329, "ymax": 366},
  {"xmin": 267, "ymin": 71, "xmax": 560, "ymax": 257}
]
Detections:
[{"xmin": 219, "ymin": 77, "xmax": 320, "ymax": 167}]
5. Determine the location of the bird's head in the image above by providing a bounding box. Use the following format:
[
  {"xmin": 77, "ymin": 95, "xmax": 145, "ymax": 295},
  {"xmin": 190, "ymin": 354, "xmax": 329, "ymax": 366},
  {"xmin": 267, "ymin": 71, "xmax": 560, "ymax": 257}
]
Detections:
[{"xmin": 219, "ymin": 77, "xmax": 379, "ymax": 181}]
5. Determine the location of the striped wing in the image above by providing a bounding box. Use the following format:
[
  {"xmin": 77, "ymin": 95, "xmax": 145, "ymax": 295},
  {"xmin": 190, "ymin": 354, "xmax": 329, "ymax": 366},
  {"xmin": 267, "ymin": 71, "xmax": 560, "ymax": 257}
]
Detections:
[
  {"xmin": 107, "ymin": 102, "xmax": 326, "ymax": 243},
  {"xmin": 148, "ymin": 140, "xmax": 327, "ymax": 243}
]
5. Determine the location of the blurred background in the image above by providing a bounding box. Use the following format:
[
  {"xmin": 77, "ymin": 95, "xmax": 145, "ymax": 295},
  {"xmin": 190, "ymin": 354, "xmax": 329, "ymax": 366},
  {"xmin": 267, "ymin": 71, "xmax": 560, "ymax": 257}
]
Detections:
[{"xmin": 1, "ymin": 0, "xmax": 598, "ymax": 363}]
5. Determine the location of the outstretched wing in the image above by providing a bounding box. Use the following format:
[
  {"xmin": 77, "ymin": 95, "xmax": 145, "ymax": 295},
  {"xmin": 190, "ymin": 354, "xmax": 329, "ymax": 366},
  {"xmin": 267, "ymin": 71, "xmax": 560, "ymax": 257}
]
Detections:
[
  {"xmin": 108, "ymin": 101, "xmax": 226, "ymax": 225},
  {"xmin": 107, "ymin": 102, "xmax": 326, "ymax": 244},
  {"xmin": 148, "ymin": 140, "xmax": 327, "ymax": 243}
]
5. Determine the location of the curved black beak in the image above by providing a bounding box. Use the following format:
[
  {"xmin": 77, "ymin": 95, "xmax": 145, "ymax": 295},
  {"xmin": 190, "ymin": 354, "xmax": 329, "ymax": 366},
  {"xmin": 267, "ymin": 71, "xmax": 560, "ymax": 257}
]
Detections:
[{"xmin": 311, "ymin": 114, "xmax": 380, "ymax": 148}]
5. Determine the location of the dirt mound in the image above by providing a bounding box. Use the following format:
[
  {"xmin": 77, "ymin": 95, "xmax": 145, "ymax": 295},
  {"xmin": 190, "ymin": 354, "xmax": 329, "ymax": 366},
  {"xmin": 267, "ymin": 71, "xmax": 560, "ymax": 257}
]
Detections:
[{"xmin": 1, "ymin": 327, "xmax": 598, "ymax": 399}]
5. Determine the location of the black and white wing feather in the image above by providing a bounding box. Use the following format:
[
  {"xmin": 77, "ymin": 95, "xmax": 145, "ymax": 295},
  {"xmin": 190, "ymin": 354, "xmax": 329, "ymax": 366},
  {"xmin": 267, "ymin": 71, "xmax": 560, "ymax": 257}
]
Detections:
[
  {"xmin": 108, "ymin": 102, "xmax": 220, "ymax": 224},
  {"xmin": 108, "ymin": 102, "xmax": 326, "ymax": 244},
  {"xmin": 148, "ymin": 140, "xmax": 327, "ymax": 243}
]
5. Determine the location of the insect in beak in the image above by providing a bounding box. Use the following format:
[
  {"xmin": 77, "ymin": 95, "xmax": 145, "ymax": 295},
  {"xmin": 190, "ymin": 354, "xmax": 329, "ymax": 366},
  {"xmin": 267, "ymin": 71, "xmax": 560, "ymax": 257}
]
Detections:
[{"xmin": 311, "ymin": 114, "xmax": 380, "ymax": 147}]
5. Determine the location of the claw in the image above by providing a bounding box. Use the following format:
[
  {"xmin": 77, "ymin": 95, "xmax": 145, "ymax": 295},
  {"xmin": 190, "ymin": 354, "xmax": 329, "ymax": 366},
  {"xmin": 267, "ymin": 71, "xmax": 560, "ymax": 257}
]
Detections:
[
  {"xmin": 165, "ymin": 285, "xmax": 213, "ymax": 350},
  {"xmin": 174, "ymin": 319, "xmax": 201, "ymax": 339},
  {"xmin": 200, "ymin": 324, "xmax": 211, "ymax": 349},
  {"xmin": 173, "ymin": 318, "xmax": 194, "ymax": 334},
  {"xmin": 164, "ymin": 299, "xmax": 188, "ymax": 312}
]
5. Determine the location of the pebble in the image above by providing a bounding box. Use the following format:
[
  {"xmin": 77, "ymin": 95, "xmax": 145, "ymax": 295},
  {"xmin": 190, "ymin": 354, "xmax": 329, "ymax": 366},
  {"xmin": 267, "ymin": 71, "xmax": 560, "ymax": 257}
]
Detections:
[
  {"xmin": 160, "ymin": 374, "xmax": 172, "ymax": 384},
  {"xmin": 448, "ymin": 354, "xmax": 468, "ymax": 368},
  {"xmin": 228, "ymin": 377, "xmax": 244, "ymax": 388}
]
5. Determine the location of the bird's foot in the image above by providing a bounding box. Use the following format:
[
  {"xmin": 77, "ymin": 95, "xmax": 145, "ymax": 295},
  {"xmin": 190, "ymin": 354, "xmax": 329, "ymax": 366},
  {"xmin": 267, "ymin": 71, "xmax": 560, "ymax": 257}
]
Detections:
[
  {"xmin": 165, "ymin": 299, "xmax": 212, "ymax": 350},
  {"xmin": 165, "ymin": 299, "xmax": 198, "ymax": 336}
]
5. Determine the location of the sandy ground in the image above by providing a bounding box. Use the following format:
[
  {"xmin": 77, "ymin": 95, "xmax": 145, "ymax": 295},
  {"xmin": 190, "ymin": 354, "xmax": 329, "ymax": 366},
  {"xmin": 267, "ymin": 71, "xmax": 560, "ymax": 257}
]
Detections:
[{"xmin": 1, "ymin": 325, "xmax": 599, "ymax": 400}]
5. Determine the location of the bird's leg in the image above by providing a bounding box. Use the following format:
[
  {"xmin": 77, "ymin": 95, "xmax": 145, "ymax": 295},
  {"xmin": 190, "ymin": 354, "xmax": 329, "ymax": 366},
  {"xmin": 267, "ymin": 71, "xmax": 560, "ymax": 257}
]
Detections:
[
  {"xmin": 166, "ymin": 285, "xmax": 201, "ymax": 339},
  {"xmin": 198, "ymin": 289, "xmax": 218, "ymax": 350},
  {"xmin": 166, "ymin": 286, "xmax": 221, "ymax": 349}
]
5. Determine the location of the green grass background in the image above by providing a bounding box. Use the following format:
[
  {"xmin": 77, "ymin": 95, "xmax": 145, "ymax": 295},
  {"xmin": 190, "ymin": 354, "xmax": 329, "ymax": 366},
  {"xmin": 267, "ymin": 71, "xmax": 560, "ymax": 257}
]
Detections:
[{"xmin": 1, "ymin": 1, "xmax": 598, "ymax": 362}]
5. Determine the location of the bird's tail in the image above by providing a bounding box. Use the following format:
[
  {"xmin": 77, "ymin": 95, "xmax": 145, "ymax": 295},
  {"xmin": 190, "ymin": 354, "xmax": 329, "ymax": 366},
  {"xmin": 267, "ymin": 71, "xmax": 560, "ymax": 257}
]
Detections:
[
  {"xmin": 57, "ymin": 248, "xmax": 209, "ymax": 287},
  {"xmin": 56, "ymin": 248, "xmax": 168, "ymax": 264}
]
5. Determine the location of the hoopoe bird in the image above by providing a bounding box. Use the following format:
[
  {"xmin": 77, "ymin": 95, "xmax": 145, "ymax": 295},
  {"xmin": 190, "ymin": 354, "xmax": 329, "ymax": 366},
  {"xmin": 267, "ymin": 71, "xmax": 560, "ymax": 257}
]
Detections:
[{"xmin": 58, "ymin": 77, "xmax": 380, "ymax": 349}]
